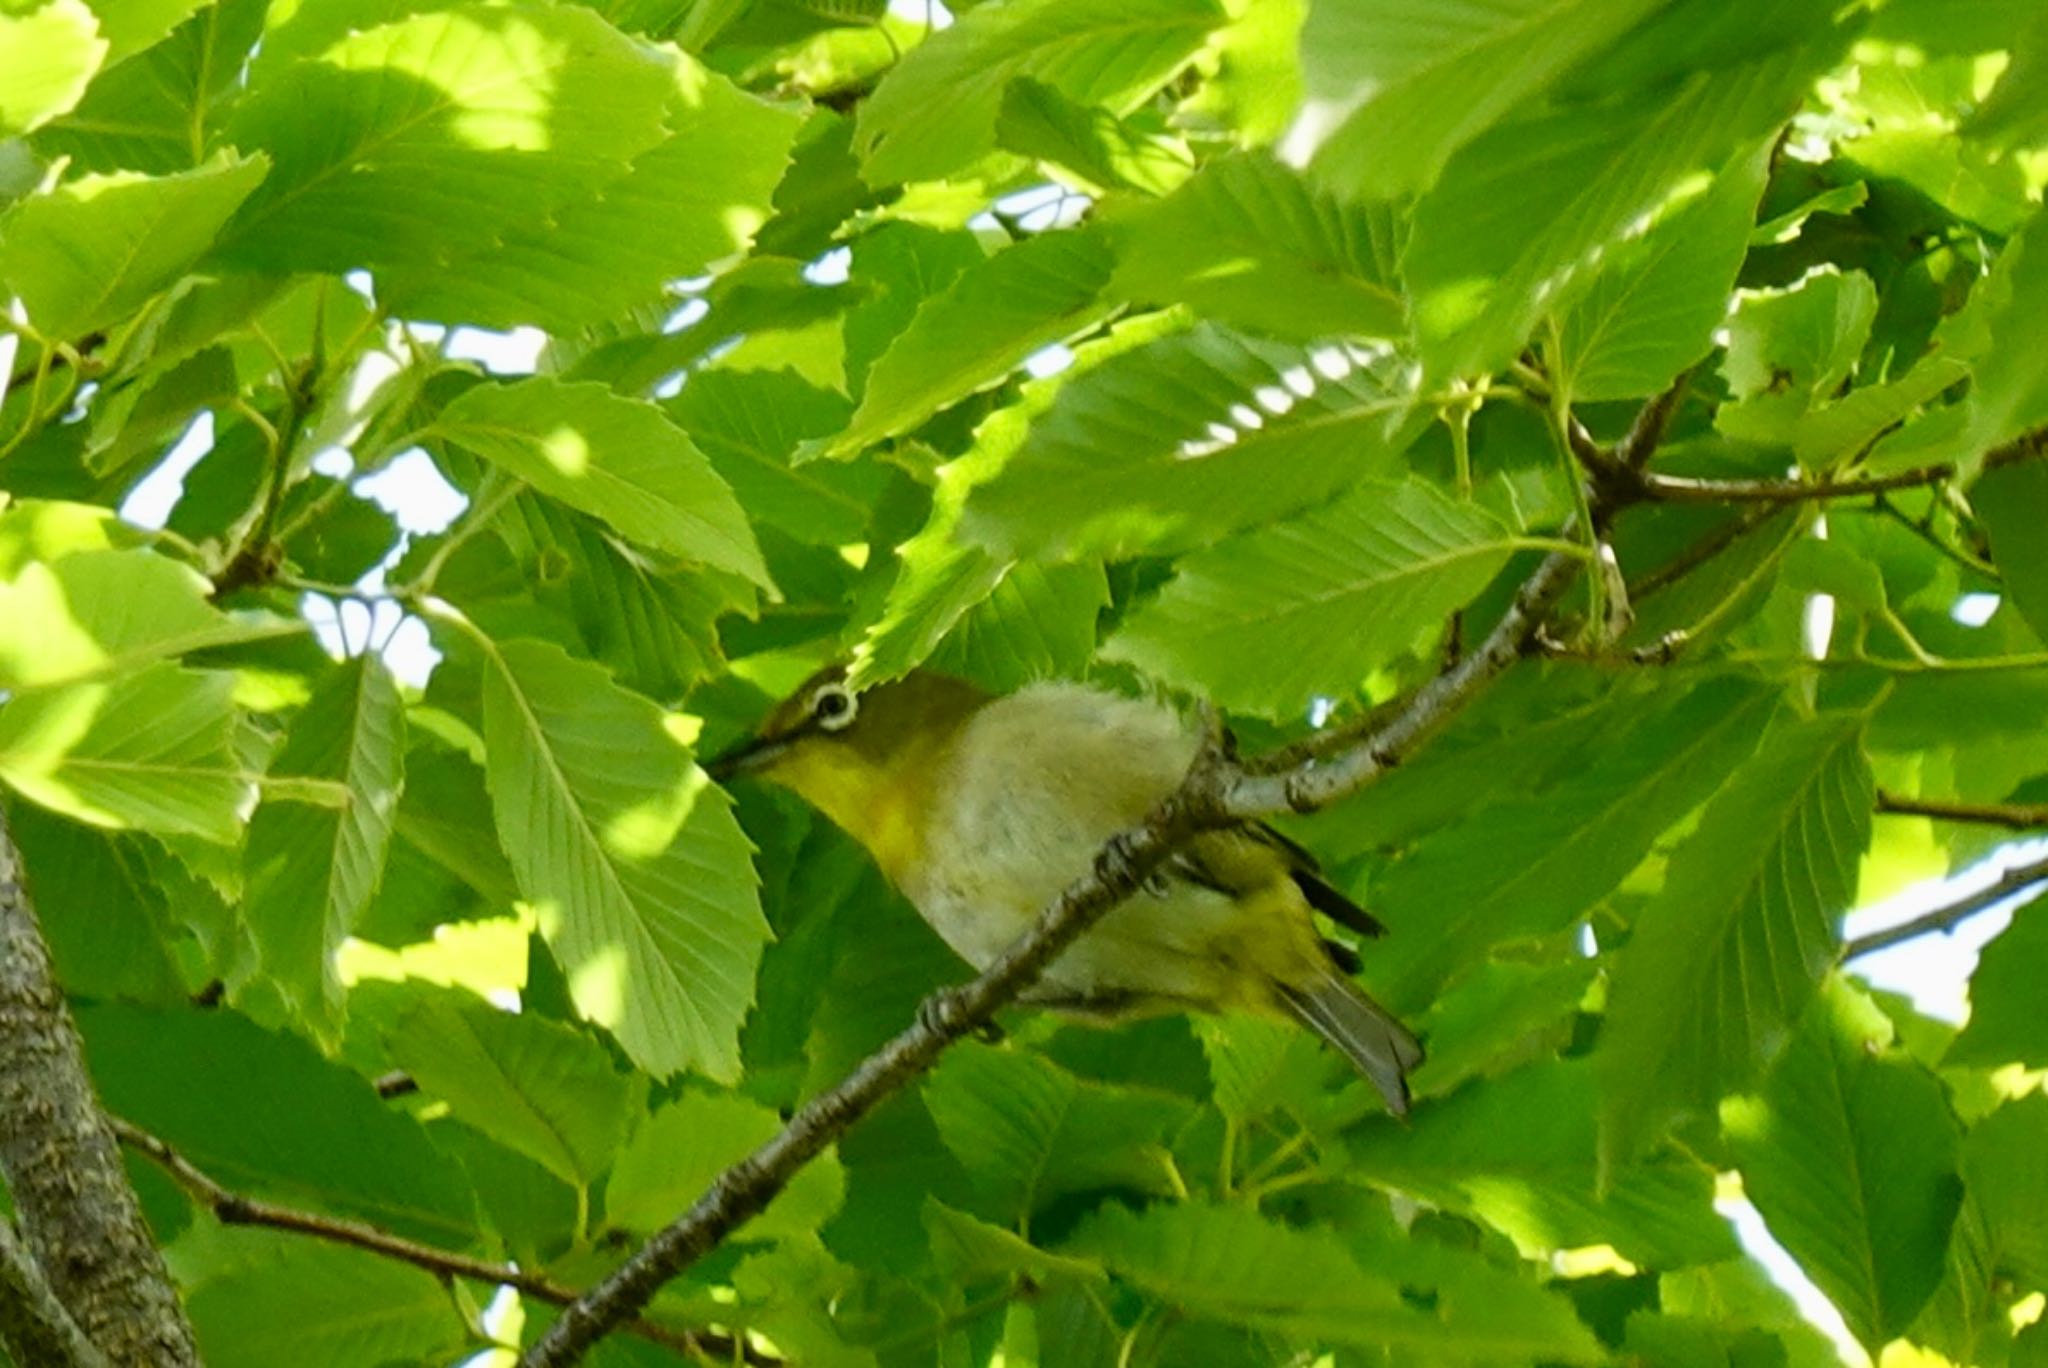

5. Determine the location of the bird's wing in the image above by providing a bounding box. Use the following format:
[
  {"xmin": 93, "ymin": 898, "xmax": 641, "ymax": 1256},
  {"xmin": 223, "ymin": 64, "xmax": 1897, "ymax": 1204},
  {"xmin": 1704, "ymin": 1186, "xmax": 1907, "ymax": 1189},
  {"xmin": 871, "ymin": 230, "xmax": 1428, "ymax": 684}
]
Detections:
[{"xmin": 1173, "ymin": 824, "xmax": 1388, "ymax": 940}]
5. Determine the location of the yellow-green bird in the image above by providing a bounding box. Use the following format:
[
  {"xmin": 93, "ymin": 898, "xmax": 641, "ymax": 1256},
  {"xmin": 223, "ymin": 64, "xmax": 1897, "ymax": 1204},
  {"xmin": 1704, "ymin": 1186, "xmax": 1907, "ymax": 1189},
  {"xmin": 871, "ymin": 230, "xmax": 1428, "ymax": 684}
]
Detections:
[{"xmin": 711, "ymin": 666, "xmax": 1423, "ymax": 1114}]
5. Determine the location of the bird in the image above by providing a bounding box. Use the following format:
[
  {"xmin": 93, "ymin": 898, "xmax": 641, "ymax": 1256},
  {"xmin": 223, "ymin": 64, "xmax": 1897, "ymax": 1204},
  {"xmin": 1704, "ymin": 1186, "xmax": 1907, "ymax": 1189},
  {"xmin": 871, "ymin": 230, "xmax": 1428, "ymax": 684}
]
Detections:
[{"xmin": 709, "ymin": 664, "xmax": 1424, "ymax": 1114}]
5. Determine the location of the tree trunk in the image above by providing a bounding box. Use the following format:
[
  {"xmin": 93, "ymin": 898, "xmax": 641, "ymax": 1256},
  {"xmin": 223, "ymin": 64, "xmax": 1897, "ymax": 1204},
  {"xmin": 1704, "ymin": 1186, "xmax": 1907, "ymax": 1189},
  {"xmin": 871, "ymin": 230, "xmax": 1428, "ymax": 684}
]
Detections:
[{"xmin": 0, "ymin": 808, "xmax": 200, "ymax": 1366}]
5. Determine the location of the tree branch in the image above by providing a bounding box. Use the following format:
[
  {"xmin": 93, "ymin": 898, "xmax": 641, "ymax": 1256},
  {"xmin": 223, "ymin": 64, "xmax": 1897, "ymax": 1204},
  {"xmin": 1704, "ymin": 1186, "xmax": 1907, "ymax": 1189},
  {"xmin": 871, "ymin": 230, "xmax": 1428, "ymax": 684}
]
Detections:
[
  {"xmin": 1634, "ymin": 422, "xmax": 2048, "ymax": 505},
  {"xmin": 521, "ymin": 544, "xmax": 1585, "ymax": 1367},
  {"xmin": 1841, "ymin": 853, "xmax": 2048, "ymax": 960},
  {"xmin": 1640, "ymin": 464, "xmax": 1959, "ymax": 504},
  {"xmin": 0, "ymin": 810, "xmax": 202, "ymax": 1366},
  {"xmin": 108, "ymin": 1119, "xmax": 764, "ymax": 1365},
  {"xmin": 1616, "ymin": 369, "xmax": 1693, "ymax": 470},
  {"xmin": 0, "ymin": 1220, "xmax": 108, "ymax": 1368},
  {"xmin": 1876, "ymin": 791, "xmax": 2048, "ymax": 831}
]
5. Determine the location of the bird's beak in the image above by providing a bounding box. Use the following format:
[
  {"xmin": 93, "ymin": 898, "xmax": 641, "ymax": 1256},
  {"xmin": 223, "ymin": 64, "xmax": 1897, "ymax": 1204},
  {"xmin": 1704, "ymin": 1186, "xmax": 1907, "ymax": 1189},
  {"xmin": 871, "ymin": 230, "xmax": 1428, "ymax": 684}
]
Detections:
[{"xmin": 704, "ymin": 734, "xmax": 788, "ymax": 783}]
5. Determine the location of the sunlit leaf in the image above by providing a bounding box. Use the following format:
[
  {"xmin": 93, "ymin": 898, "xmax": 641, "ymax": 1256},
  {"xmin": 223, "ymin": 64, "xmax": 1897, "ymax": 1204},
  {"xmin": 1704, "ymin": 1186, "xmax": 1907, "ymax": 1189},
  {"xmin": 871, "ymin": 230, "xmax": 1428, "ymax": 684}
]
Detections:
[
  {"xmin": 0, "ymin": 663, "xmax": 242, "ymax": 842},
  {"xmin": 479, "ymin": 637, "xmax": 768, "ymax": 1080},
  {"xmin": 854, "ymin": 0, "xmax": 1223, "ymax": 185},
  {"xmin": 1108, "ymin": 152, "xmax": 1405, "ymax": 340},
  {"xmin": 244, "ymin": 655, "xmax": 405, "ymax": 1039},
  {"xmin": 1724, "ymin": 977, "xmax": 1962, "ymax": 1352},
  {"xmin": 434, "ymin": 376, "xmax": 769, "ymax": 588},
  {"xmin": 1296, "ymin": 0, "xmax": 1664, "ymax": 200},
  {"xmin": 965, "ymin": 323, "xmax": 1424, "ymax": 559},
  {"xmin": 1105, "ymin": 478, "xmax": 1520, "ymax": 716},
  {"xmin": 815, "ymin": 228, "xmax": 1117, "ymax": 461},
  {"xmin": 0, "ymin": 0, "xmax": 106, "ymax": 139},
  {"xmin": 386, "ymin": 990, "xmax": 643, "ymax": 1188},
  {"xmin": 1600, "ymin": 718, "xmax": 1873, "ymax": 1169},
  {"xmin": 0, "ymin": 150, "xmax": 267, "ymax": 337}
]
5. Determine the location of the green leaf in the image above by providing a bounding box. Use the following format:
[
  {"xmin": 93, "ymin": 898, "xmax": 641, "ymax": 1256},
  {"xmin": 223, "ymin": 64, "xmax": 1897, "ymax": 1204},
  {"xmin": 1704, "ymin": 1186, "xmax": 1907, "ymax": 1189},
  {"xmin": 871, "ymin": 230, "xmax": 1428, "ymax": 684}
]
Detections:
[
  {"xmin": 1349, "ymin": 1060, "xmax": 1737, "ymax": 1269},
  {"xmin": 244, "ymin": 656, "xmax": 405, "ymax": 1039},
  {"xmin": 815, "ymin": 228, "xmax": 1117, "ymax": 461},
  {"xmin": 1347, "ymin": 1216, "xmax": 1608, "ymax": 1364},
  {"xmin": 0, "ymin": 150, "xmax": 267, "ymax": 337},
  {"xmin": 666, "ymin": 370, "xmax": 875, "ymax": 543},
  {"xmin": 80, "ymin": 0, "xmax": 209, "ymax": 65},
  {"xmin": 1405, "ymin": 49, "xmax": 1821, "ymax": 379},
  {"xmin": 80, "ymin": 1003, "xmax": 481, "ymax": 1247},
  {"xmin": 928, "ymin": 561, "xmax": 1108, "ymax": 693},
  {"xmin": 4, "ymin": 803, "xmax": 189, "ymax": 1003},
  {"xmin": 470, "ymin": 494, "xmax": 749, "ymax": 705},
  {"xmin": 377, "ymin": 52, "xmax": 802, "ymax": 329},
  {"xmin": 1368, "ymin": 679, "xmax": 1775, "ymax": 1010},
  {"xmin": 1296, "ymin": 0, "xmax": 1664, "ymax": 200},
  {"xmin": 1959, "ymin": 1093, "xmax": 2048, "ymax": 1289},
  {"xmin": 964, "ymin": 323, "xmax": 1423, "ymax": 559},
  {"xmin": 994, "ymin": 77, "xmax": 1190, "ymax": 195},
  {"xmin": 1974, "ymin": 459, "xmax": 2048, "ymax": 649},
  {"xmin": 1063, "ymin": 1201, "xmax": 1444, "ymax": 1347},
  {"xmin": 922, "ymin": 1041, "xmax": 1191, "ymax": 1223},
  {"xmin": 853, "ymin": 0, "xmax": 1223, "ymax": 185},
  {"xmin": 0, "ymin": 0, "xmax": 107, "ymax": 138},
  {"xmin": 1946, "ymin": 892, "xmax": 2048, "ymax": 1069},
  {"xmin": 0, "ymin": 662, "xmax": 242, "ymax": 842},
  {"xmin": 923, "ymin": 1198, "xmax": 1106, "ymax": 1284},
  {"xmin": 838, "ymin": 222, "xmax": 989, "ymax": 399},
  {"xmin": 385, "ymin": 990, "xmax": 643, "ymax": 1188},
  {"xmin": 1104, "ymin": 478, "xmax": 1519, "ymax": 717},
  {"xmin": 214, "ymin": 4, "xmax": 674, "ymax": 280},
  {"xmin": 1406, "ymin": 958, "xmax": 1595, "ymax": 1100},
  {"xmin": 1724, "ymin": 977, "xmax": 1962, "ymax": 1352},
  {"xmin": 605, "ymin": 1090, "xmax": 843, "ymax": 1241},
  {"xmin": 1715, "ymin": 269, "xmax": 1881, "ymax": 452},
  {"xmin": 174, "ymin": 1227, "xmax": 466, "ymax": 1368},
  {"xmin": 1620, "ymin": 1314, "xmax": 1790, "ymax": 1368},
  {"xmin": 1553, "ymin": 139, "xmax": 1770, "ymax": 403},
  {"xmin": 479, "ymin": 637, "xmax": 768, "ymax": 1080},
  {"xmin": 1876, "ymin": 226, "xmax": 2048, "ymax": 477},
  {"xmin": 1107, "ymin": 152, "xmax": 1405, "ymax": 341},
  {"xmin": 31, "ymin": 0, "xmax": 266, "ymax": 175},
  {"xmin": 1790, "ymin": 355, "xmax": 1971, "ymax": 471},
  {"xmin": 434, "ymin": 376, "xmax": 769, "ymax": 587},
  {"xmin": 1599, "ymin": 717, "xmax": 1872, "ymax": 1168},
  {"xmin": 0, "ymin": 547, "xmax": 288, "ymax": 689}
]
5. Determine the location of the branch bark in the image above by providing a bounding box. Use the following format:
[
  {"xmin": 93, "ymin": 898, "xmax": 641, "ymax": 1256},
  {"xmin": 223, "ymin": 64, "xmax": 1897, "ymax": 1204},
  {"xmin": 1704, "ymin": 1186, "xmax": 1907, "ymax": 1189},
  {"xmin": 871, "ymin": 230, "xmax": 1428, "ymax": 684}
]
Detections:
[
  {"xmin": 0, "ymin": 1220, "xmax": 108, "ymax": 1368},
  {"xmin": 1841, "ymin": 852, "xmax": 2048, "ymax": 960},
  {"xmin": 520, "ymin": 545, "xmax": 1583, "ymax": 1368},
  {"xmin": 0, "ymin": 810, "xmax": 201, "ymax": 1367},
  {"xmin": 1875, "ymin": 790, "xmax": 2048, "ymax": 831},
  {"xmin": 109, "ymin": 1119, "xmax": 766, "ymax": 1365}
]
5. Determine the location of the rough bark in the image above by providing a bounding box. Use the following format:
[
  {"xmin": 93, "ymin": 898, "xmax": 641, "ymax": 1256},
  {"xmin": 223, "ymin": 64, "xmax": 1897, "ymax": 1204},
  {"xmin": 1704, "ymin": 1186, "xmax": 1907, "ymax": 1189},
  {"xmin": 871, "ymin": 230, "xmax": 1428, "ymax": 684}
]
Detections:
[
  {"xmin": 0, "ymin": 1218, "xmax": 108, "ymax": 1368},
  {"xmin": 0, "ymin": 809, "xmax": 200, "ymax": 1366}
]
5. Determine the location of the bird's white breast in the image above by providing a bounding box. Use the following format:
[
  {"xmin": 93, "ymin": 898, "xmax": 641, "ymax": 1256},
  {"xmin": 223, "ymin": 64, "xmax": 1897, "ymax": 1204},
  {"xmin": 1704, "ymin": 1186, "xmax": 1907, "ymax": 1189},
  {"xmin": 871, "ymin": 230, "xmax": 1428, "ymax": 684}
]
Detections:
[{"xmin": 903, "ymin": 683, "xmax": 1252, "ymax": 1003}]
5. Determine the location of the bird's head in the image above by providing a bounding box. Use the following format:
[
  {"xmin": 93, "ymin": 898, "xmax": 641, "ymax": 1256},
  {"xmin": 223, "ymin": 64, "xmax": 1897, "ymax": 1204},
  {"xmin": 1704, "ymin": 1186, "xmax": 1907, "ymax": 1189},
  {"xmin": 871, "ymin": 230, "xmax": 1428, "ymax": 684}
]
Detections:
[{"xmin": 707, "ymin": 664, "xmax": 987, "ymax": 876}]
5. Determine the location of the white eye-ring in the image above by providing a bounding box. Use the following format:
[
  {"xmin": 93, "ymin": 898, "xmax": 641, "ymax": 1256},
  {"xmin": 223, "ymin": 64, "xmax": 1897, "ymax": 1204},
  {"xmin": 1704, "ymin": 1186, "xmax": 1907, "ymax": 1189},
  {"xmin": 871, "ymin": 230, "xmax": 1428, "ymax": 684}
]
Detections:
[{"xmin": 811, "ymin": 682, "xmax": 857, "ymax": 732}]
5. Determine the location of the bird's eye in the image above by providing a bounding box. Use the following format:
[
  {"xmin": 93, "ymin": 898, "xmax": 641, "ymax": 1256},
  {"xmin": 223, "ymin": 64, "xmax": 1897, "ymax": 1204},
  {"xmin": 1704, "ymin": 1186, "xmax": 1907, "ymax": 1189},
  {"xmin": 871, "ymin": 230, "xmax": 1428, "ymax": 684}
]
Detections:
[{"xmin": 811, "ymin": 683, "xmax": 856, "ymax": 731}]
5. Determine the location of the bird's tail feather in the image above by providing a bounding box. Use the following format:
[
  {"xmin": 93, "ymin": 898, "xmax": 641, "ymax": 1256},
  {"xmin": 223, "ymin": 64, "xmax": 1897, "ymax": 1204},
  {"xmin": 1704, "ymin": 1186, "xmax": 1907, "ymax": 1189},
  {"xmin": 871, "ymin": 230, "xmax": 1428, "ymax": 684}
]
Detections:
[{"xmin": 1277, "ymin": 971, "xmax": 1424, "ymax": 1117}]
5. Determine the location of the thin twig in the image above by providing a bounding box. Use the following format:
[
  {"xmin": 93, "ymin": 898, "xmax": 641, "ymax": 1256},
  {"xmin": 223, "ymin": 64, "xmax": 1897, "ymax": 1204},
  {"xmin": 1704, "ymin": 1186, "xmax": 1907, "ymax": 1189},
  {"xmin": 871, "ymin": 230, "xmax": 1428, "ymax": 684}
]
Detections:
[
  {"xmin": 1842, "ymin": 853, "xmax": 2048, "ymax": 959},
  {"xmin": 1637, "ymin": 422, "xmax": 2048, "ymax": 506},
  {"xmin": 1875, "ymin": 791, "xmax": 2048, "ymax": 831},
  {"xmin": 1628, "ymin": 506, "xmax": 1790, "ymax": 601},
  {"xmin": 1616, "ymin": 371, "xmax": 1693, "ymax": 470},
  {"xmin": 109, "ymin": 1120, "xmax": 767, "ymax": 1365},
  {"xmin": 1642, "ymin": 464, "xmax": 1959, "ymax": 503}
]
